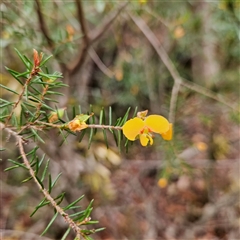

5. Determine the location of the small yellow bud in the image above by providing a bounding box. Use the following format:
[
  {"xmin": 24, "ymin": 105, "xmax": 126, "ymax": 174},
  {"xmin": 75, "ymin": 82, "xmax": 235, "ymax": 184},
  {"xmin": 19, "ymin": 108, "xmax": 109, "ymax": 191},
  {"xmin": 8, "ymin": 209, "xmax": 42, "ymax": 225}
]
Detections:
[
  {"xmin": 173, "ymin": 26, "xmax": 185, "ymax": 39},
  {"xmin": 66, "ymin": 24, "xmax": 75, "ymax": 42},
  {"xmin": 48, "ymin": 108, "xmax": 66, "ymax": 123},
  {"xmin": 139, "ymin": 0, "xmax": 147, "ymax": 4},
  {"xmin": 195, "ymin": 142, "xmax": 208, "ymax": 152},
  {"xmin": 68, "ymin": 119, "xmax": 88, "ymax": 132},
  {"xmin": 115, "ymin": 68, "xmax": 123, "ymax": 81},
  {"xmin": 158, "ymin": 178, "xmax": 168, "ymax": 188}
]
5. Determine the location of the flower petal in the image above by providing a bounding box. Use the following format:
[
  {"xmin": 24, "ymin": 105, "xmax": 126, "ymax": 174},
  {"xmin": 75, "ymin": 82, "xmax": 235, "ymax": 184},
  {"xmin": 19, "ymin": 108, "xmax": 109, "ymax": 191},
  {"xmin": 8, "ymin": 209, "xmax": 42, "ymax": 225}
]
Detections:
[
  {"xmin": 145, "ymin": 115, "xmax": 170, "ymax": 134},
  {"xmin": 140, "ymin": 134, "xmax": 149, "ymax": 146},
  {"xmin": 161, "ymin": 123, "xmax": 173, "ymax": 140},
  {"xmin": 148, "ymin": 135, "xmax": 153, "ymax": 145},
  {"xmin": 122, "ymin": 117, "xmax": 144, "ymax": 141}
]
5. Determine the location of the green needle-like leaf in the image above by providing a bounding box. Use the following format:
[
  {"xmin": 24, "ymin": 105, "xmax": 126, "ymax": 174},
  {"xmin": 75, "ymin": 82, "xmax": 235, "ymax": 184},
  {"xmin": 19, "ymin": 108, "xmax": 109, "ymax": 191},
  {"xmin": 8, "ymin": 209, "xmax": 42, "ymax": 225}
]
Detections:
[
  {"xmin": 40, "ymin": 55, "xmax": 53, "ymax": 67},
  {"xmin": 36, "ymin": 176, "xmax": 44, "ymax": 189},
  {"xmin": 46, "ymin": 91, "xmax": 64, "ymax": 96},
  {"xmin": 22, "ymin": 175, "xmax": 33, "ymax": 183},
  {"xmin": 0, "ymin": 102, "xmax": 14, "ymax": 108},
  {"xmin": 4, "ymin": 165, "xmax": 20, "ymax": 171},
  {"xmin": 55, "ymin": 192, "xmax": 65, "ymax": 205},
  {"xmin": 38, "ymin": 154, "xmax": 46, "ymax": 168},
  {"xmin": 84, "ymin": 235, "xmax": 93, "ymax": 240},
  {"xmin": 125, "ymin": 139, "xmax": 130, "ymax": 153},
  {"xmin": 30, "ymin": 198, "xmax": 49, "ymax": 217},
  {"xmin": 118, "ymin": 130, "xmax": 121, "ymax": 152},
  {"xmin": 119, "ymin": 107, "xmax": 130, "ymax": 126},
  {"xmin": 95, "ymin": 227, "xmax": 106, "ymax": 232},
  {"xmin": 0, "ymin": 84, "xmax": 19, "ymax": 95},
  {"xmin": 78, "ymin": 105, "xmax": 82, "ymax": 114},
  {"xmin": 6, "ymin": 159, "xmax": 28, "ymax": 170},
  {"xmin": 84, "ymin": 220, "xmax": 99, "ymax": 225},
  {"xmin": 16, "ymin": 71, "xmax": 31, "ymax": 78},
  {"xmin": 51, "ymin": 173, "xmax": 62, "ymax": 189},
  {"xmin": 115, "ymin": 117, "xmax": 122, "ymax": 126},
  {"xmin": 99, "ymin": 109, "xmax": 103, "ymax": 125},
  {"xmin": 38, "ymin": 71, "xmax": 62, "ymax": 80},
  {"xmin": 72, "ymin": 106, "xmax": 76, "ymax": 119},
  {"xmin": 132, "ymin": 106, "xmax": 138, "ymax": 117},
  {"xmin": 112, "ymin": 130, "xmax": 118, "ymax": 147},
  {"xmin": 41, "ymin": 212, "xmax": 58, "ymax": 236},
  {"xmin": 84, "ymin": 199, "xmax": 94, "ymax": 218},
  {"xmin": 22, "ymin": 101, "xmax": 36, "ymax": 109},
  {"xmin": 70, "ymin": 210, "xmax": 85, "ymax": 219},
  {"xmin": 109, "ymin": 106, "xmax": 112, "ymax": 126},
  {"xmin": 35, "ymin": 157, "xmax": 39, "ymax": 175},
  {"xmin": 23, "ymin": 55, "xmax": 33, "ymax": 68},
  {"xmin": 41, "ymin": 159, "xmax": 50, "ymax": 181},
  {"xmin": 61, "ymin": 227, "xmax": 71, "ymax": 240},
  {"xmin": 11, "ymin": 113, "xmax": 18, "ymax": 128},
  {"xmin": 88, "ymin": 115, "xmax": 94, "ymax": 149},
  {"xmin": 88, "ymin": 128, "xmax": 94, "ymax": 149},
  {"xmin": 14, "ymin": 48, "xmax": 31, "ymax": 70},
  {"xmin": 63, "ymin": 195, "xmax": 85, "ymax": 211},
  {"xmin": 90, "ymin": 105, "xmax": 97, "ymax": 135},
  {"xmin": 103, "ymin": 129, "xmax": 108, "ymax": 148},
  {"xmin": 48, "ymin": 174, "xmax": 52, "ymax": 194},
  {"xmin": 26, "ymin": 146, "xmax": 39, "ymax": 157},
  {"xmin": 31, "ymin": 129, "xmax": 45, "ymax": 143},
  {"xmin": 5, "ymin": 67, "xmax": 24, "ymax": 85}
]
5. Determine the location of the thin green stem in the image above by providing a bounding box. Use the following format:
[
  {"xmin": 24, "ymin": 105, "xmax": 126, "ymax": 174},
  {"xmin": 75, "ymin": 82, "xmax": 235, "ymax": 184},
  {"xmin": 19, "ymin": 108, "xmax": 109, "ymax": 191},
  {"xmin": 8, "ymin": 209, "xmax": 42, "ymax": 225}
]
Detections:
[
  {"xmin": 5, "ymin": 73, "xmax": 34, "ymax": 126},
  {"xmin": 87, "ymin": 124, "xmax": 122, "ymax": 130},
  {"xmin": 34, "ymin": 121, "xmax": 123, "ymax": 131}
]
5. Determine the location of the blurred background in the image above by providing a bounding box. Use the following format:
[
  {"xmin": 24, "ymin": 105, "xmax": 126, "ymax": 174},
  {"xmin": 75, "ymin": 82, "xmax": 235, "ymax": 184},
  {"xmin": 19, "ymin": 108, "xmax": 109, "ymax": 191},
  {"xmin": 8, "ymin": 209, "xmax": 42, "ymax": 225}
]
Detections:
[{"xmin": 1, "ymin": 1, "xmax": 239, "ymax": 239}]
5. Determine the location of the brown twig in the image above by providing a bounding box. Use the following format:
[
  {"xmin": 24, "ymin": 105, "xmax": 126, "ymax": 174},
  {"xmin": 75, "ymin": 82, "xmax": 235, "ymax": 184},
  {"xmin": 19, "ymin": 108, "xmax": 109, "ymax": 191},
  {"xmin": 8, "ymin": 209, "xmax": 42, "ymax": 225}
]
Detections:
[
  {"xmin": 88, "ymin": 47, "xmax": 114, "ymax": 78},
  {"xmin": 89, "ymin": 2, "xmax": 129, "ymax": 43},
  {"xmin": 68, "ymin": 0, "xmax": 90, "ymax": 75},
  {"xmin": 69, "ymin": 2, "xmax": 128, "ymax": 75},
  {"xmin": 87, "ymin": 124, "xmax": 122, "ymax": 130},
  {"xmin": 130, "ymin": 13, "xmax": 239, "ymax": 124},
  {"xmin": 181, "ymin": 78, "xmax": 239, "ymax": 111},
  {"xmin": 130, "ymin": 14, "xmax": 181, "ymax": 124},
  {"xmin": 35, "ymin": 84, "xmax": 49, "ymax": 118},
  {"xmin": 17, "ymin": 137, "xmax": 84, "ymax": 237},
  {"xmin": 4, "ymin": 69, "xmax": 38, "ymax": 127},
  {"xmin": 34, "ymin": 121, "xmax": 122, "ymax": 131},
  {"xmin": 1, "ymin": 122, "xmax": 85, "ymax": 238},
  {"xmin": 75, "ymin": 0, "xmax": 90, "ymax": 45},
  {"xmin": 35, "ymin": 0, "xmax": 54, "ymax": 49}
]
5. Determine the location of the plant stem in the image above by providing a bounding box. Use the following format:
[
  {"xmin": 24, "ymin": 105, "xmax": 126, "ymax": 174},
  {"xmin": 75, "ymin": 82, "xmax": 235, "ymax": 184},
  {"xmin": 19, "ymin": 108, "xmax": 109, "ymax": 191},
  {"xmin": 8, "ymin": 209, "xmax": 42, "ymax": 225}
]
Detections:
[{"xmin": 1, "ymin": 122, "xmax": 85, "ymax": 238}]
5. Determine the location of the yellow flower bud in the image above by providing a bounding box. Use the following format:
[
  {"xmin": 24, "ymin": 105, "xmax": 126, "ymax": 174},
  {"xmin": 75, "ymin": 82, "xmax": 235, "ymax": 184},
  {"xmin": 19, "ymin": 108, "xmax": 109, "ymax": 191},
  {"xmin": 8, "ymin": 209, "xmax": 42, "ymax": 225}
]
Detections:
[
  {"xmin": 68, "ymin": 119, "xmax": 88, "ymax": 132},
  {"xmin": 158, "ymin": 178, "xmax": 168, "ymax": 188}
]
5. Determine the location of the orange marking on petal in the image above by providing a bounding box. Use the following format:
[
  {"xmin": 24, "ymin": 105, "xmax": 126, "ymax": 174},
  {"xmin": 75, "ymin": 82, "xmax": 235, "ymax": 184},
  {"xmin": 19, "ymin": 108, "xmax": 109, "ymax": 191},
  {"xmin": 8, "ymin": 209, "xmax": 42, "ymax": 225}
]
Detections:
[{"xmin": 161, "ymin": 123, "xmax": 173, "ymax": 141}]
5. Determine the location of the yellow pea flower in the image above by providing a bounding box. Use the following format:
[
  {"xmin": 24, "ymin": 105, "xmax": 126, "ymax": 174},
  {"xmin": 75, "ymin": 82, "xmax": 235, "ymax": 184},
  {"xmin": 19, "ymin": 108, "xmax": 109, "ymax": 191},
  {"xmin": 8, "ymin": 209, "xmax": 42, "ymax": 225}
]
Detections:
[
  {"xmin": 122, "ymin": 114, "xmax": 172, "ymax": 146},
  {"xmin": 48, "ymin": 108, "xmax": 66, "ymax": 123}
]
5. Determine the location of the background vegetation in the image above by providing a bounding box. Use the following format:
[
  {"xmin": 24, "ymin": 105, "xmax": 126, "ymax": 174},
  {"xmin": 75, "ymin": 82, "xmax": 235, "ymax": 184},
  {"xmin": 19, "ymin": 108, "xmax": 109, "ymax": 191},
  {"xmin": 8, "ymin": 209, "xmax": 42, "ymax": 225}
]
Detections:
[{"xmin": 1, "ymin": 0, "xmax": 239, "ymax": 239}]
